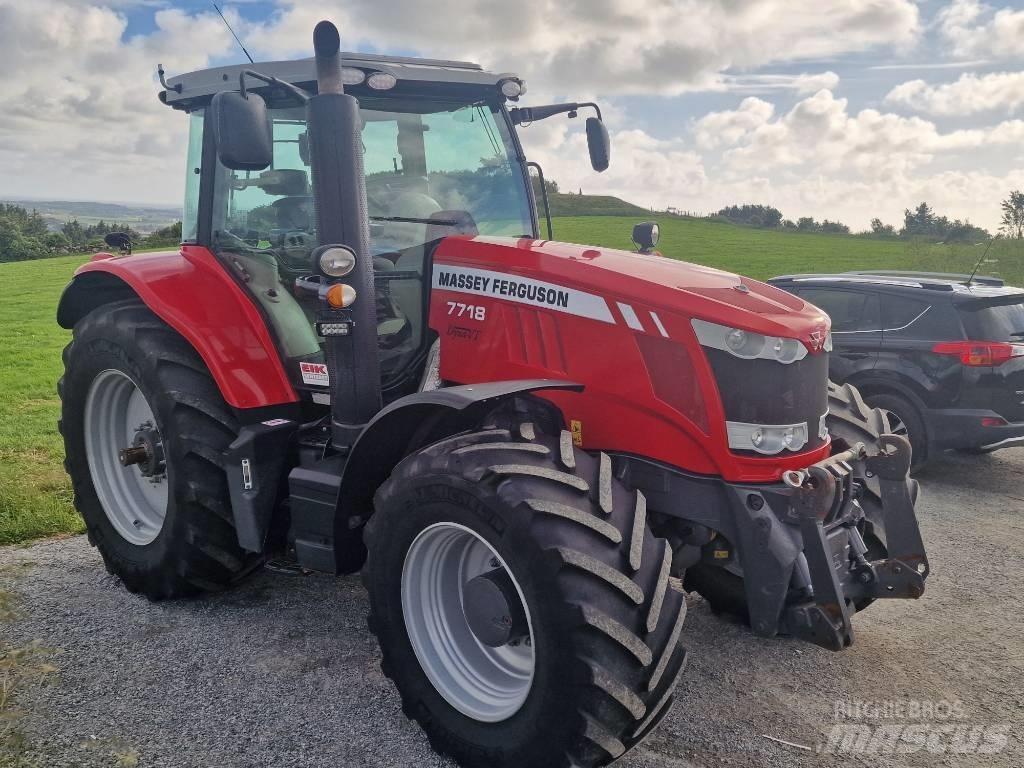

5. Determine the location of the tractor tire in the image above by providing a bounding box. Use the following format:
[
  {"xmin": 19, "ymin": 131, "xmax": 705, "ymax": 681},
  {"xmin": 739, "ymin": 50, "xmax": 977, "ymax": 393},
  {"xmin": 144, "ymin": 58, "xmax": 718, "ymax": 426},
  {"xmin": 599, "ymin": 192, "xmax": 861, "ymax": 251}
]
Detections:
[
  {"xmin": 363, "ymin": 422, "xmax": 689, "ymax": 768},
  {"xmin": 684, "ymin": 382, "xmax": 900, "ymax": 620},
  {"xmin": 59, "ymin": 300, "xmax": 260, "ymax": 600}
]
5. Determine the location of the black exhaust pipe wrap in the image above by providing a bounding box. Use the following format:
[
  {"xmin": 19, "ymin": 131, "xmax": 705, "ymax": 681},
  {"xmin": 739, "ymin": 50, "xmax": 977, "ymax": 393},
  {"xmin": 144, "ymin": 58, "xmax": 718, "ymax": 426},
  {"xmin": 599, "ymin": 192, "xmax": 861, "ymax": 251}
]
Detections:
[{"xmin": 307, "ymin": 21, "xmax": 382, "ymax": 447}]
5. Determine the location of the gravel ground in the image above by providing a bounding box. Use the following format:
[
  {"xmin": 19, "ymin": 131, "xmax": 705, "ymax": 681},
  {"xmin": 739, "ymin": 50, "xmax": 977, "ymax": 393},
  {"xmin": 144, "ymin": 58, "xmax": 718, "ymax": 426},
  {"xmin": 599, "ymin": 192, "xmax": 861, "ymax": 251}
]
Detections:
[{"xmin": 2, "ymin": 448, "xmax": 1022, "ymax": 768}]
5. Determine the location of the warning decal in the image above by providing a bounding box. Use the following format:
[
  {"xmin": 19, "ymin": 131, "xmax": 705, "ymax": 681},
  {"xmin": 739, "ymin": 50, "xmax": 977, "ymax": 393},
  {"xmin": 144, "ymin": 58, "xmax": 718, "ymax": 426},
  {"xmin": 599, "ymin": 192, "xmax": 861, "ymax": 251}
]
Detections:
[{"xmin": 299, "ymin": 362, "xmax": 330, "ymax": 387}]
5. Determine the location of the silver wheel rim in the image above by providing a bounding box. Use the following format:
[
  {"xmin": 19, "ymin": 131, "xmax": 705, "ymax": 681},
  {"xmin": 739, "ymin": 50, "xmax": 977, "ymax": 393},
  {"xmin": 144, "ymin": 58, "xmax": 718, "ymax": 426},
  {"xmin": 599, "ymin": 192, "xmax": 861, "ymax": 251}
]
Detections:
[
  {"xmin": 401, "ymin": 522, "xmax": 535, "ymax": 722},
  {"xmin": 84, "ymin": 369, "xmax": 168, "ymax": 546},
  {"xmin": 881, "ymin": 409, "xmax": 909, "ymax": 438}
]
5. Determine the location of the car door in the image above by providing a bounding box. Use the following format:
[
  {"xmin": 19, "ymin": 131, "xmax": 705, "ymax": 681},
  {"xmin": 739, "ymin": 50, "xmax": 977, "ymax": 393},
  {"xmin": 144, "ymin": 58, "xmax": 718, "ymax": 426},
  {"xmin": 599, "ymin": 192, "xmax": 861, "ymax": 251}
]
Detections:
[
  {"xmin": 879, "ymin": 296, "xmax": 965, "ymax": 407},
  {"xmin": 793, "ymin": 287, "xmax": 882, "ymax": 382}
]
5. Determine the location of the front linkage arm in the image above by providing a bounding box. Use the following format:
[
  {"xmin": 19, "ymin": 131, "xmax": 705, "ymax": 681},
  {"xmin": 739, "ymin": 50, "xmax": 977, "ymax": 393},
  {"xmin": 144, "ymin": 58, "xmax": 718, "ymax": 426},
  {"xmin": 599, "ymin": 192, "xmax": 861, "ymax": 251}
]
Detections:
[{"xmin": 782, "ymin": 434, "xmax": 928, "ymax": 650}]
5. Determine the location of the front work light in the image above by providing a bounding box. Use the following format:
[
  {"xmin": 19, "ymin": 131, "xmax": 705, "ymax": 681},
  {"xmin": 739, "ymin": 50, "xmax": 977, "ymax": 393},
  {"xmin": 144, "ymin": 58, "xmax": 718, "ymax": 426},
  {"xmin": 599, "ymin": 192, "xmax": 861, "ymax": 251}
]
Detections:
[
  {"xmin": 500, "ymin": 78, "xmax": 526, "ymax": 99},
  {"xmin": 341, "ymin": 67, "xmax": 366, "ymax": 85},
  {"xmin": 367, "ymin": 72, "xmax": 397, "ymax": 90}
]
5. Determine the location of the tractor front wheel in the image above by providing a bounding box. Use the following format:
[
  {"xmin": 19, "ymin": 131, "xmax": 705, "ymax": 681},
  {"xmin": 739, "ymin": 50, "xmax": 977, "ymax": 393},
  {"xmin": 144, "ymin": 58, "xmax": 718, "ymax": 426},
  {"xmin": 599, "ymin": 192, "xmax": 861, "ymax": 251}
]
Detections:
[
  {"xmin": 363, "ymin": 423, "xmax": 688, "ymax": 768},
  {"xmin": 59, "ymin": 300, "xmax": 259, "ymax": 599}
]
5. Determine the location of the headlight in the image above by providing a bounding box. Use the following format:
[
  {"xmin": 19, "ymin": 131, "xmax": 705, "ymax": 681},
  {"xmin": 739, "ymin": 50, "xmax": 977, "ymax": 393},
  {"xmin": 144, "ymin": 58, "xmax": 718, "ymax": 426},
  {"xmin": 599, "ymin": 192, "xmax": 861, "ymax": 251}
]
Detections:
[
  {"xmin": 726, "ymin": 420, "xmax": 809, "ymax": 454},
  {"xmin": 318, "ymin": 246, "xmax": 356, "ymax": 277},
  {"xmin": 692, "ymin": 319, "xmax": 807, "ymax": 364}
]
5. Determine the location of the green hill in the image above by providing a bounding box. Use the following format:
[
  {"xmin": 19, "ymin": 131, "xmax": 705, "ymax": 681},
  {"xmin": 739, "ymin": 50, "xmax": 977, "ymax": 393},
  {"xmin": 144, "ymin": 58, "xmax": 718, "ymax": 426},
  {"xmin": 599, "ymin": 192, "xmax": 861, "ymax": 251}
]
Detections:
[
  {"xmin": 544, "ymin": 193, "xmax": 651, "ymax": 217},
  {"xmin": 551, "ymin": 215, "xmax": 1023, "ymax": 285}
]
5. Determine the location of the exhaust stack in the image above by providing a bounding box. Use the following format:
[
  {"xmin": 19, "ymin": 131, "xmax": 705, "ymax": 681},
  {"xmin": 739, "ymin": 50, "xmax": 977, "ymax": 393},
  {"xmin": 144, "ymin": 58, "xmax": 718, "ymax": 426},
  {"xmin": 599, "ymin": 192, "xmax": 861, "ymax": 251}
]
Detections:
[{"xmin": 307, "ymin": 21, "xmax": 381, "ymax": 449}]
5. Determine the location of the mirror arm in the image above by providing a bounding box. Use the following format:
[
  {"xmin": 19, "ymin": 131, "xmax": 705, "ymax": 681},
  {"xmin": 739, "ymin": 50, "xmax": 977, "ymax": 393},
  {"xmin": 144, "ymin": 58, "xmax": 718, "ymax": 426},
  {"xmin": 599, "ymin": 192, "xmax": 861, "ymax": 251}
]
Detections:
[
  {"xmin": 510, "ymin": 101, "xmax": 602, "ymax": 126},
  {"xmin": 238, "ymin": 69, "xmax": 311, "ymax": 104}
]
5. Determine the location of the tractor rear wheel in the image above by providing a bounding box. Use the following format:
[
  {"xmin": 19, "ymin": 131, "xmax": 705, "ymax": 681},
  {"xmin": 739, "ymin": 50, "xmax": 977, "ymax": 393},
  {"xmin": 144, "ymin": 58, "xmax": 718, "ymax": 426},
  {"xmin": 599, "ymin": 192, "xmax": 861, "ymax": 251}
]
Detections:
[
  {"xmin": 684, "ymin": 382, "xmax": 898, "ymax": 620},
  {"xmin": 59, "ymin": 300, "xmax": 259, "ymax": 599},
  {"xmin": 363, "ymin": 423, "xmax": 689, "ymax": 768}
]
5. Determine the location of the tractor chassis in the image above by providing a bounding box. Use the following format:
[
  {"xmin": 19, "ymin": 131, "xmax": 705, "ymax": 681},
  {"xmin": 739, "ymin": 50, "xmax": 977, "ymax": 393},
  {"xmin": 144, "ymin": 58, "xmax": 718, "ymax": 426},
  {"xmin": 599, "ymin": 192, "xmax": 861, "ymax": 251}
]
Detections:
[{"xmin": 617, "ymin": 433, "xmax": 928, "ymax": 651}]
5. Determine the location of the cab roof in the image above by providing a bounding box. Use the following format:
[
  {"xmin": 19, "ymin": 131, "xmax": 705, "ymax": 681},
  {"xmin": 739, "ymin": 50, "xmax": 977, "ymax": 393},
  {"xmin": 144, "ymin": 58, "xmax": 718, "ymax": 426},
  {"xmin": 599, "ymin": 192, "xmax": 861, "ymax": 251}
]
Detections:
[{"xmin": 160, "ymin": 53, "xmax": 519, "ymax": 111}]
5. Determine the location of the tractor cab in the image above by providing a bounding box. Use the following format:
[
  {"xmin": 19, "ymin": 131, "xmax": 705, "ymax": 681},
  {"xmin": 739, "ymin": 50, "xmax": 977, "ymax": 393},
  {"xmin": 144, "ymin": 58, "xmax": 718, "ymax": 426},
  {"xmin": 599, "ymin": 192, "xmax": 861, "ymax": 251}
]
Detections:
[{"xmin": 164, "ymin": 55, "xmax": 569, "ymax": 402}]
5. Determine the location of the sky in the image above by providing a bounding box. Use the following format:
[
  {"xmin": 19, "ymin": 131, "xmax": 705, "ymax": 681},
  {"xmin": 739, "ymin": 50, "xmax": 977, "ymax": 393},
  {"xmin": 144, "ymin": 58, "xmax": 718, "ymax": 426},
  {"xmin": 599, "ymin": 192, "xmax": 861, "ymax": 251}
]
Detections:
[{"xmin": 2, "ymin": 0, "xmax": 1024, "ymax": 232}]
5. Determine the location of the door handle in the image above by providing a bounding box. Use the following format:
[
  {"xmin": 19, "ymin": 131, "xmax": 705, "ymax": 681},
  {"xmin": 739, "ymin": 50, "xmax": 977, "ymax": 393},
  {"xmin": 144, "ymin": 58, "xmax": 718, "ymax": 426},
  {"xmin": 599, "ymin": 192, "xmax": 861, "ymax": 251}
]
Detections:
[{"xmin": 839, "ymin": 352, "xmax": 870, "ymax": 360}]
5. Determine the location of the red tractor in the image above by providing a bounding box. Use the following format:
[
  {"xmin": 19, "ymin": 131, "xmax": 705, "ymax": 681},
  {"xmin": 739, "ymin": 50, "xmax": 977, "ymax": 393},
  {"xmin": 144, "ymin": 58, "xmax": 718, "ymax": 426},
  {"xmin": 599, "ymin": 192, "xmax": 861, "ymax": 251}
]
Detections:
[{"xmin": 57, "ymin": 21, "xmax": 928, "ymax": 768}]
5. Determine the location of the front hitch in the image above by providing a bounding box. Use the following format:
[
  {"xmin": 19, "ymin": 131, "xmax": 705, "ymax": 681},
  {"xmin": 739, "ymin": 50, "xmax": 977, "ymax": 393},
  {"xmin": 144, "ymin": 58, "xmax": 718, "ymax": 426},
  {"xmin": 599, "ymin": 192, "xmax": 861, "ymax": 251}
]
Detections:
[{"xmin": 779, "ymin": 433, "xmax": 928, "ymax": 650}]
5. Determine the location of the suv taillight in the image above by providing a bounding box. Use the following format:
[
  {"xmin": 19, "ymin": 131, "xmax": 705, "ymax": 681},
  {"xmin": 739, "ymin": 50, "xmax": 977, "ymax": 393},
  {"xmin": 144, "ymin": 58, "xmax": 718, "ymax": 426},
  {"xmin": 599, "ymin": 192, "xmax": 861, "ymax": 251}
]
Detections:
[{"xmin": 931, "ymin": 341, "xmax": 1024, "ymax": 366}]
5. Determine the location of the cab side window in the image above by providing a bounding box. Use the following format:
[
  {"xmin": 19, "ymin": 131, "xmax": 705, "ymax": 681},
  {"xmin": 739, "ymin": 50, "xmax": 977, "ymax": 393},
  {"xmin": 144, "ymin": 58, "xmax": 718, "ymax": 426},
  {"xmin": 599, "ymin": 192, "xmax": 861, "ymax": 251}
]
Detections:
[{"xmin": 797, "ymin": 288, "xmax": 881, "ymax": 333}]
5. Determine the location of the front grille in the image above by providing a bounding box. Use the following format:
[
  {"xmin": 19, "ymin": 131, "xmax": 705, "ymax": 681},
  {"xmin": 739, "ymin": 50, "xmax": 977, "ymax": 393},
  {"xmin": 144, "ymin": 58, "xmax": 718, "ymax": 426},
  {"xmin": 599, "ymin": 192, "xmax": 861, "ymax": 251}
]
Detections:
[{"xmin": 704, "ymin": 347, "xmax": 829, "ymax": 455}]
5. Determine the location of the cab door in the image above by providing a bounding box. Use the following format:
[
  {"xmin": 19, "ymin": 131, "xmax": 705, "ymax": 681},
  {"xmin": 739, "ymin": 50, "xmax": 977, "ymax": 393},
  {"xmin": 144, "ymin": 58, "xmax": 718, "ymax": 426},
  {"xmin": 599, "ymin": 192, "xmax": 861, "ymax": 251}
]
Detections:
[{"xmin": 793, "ymin": 287, "xmax": 881, "ymax": 383}]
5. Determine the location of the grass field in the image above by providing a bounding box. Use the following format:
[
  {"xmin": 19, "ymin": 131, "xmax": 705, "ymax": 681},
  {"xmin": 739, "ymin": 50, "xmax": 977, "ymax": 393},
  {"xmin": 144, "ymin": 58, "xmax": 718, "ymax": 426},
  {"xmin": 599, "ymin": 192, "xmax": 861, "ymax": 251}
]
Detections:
[
  {"xmin": 552, "ymin": 215, "xmax": 1024, "ymax": 284},
  {"xmin": 0, "ymin": 218, "xmax": 1021, "ymax": 545},
  {"xmin": 0, "ymin": 254, "xmax": 86, "ymax": 544}
]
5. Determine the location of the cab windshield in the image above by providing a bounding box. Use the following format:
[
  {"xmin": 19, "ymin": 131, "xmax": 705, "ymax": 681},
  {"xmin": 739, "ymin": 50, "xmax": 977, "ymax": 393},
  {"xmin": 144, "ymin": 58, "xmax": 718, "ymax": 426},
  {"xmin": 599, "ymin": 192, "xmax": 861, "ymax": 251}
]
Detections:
[{"xmin": 210, "ymin": 95, "xmax": 534, "ymax": 267}]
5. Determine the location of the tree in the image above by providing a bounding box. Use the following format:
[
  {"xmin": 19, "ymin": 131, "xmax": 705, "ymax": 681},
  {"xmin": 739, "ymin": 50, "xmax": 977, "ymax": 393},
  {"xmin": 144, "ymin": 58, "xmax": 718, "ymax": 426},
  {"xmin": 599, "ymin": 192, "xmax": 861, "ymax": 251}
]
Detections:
[
  {"xmin": 902, "ymin": 202, "xmax": 935, "ymax": 237},
  {"xmin": 796, "ymin": 216, "xmax": 819, "ymax": 232},
  {"xmin": 871, "ymin": 218, "xmax": 897, "ymax": 237},
  {"xmin": 716, "ymin": 204, "xmax": 783, "ymax": 229},
  {"xmin": 819, "ymin": 219, "xmax": 850, "ymax": 234},
  {"xmin": 1000, "ymin": 190, "xmax": 1024, "ymax": 239}
]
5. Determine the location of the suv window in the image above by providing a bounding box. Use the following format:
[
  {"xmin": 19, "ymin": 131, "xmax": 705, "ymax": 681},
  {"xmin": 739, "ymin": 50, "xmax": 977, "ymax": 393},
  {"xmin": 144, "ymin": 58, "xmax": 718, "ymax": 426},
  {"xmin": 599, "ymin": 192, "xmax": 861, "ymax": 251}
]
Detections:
[
  {"xmin": 882, "ymin": 297, "xmax": 963, "ymax": 341},
  {"xmin": 796, "ymin": 288, "xmax": 881, "ymax": 333},
  {"xmin": 959, "ymin": 300, "xmax": 1024, "ymax": 341}
]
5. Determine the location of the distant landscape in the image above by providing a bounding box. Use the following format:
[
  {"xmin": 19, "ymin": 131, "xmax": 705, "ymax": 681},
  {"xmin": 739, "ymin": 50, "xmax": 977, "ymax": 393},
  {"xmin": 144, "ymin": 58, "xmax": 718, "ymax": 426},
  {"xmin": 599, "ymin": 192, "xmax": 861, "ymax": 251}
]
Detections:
[{"xmin": 0, "ymin": 198, "xmax": 181, "ymax": 234}]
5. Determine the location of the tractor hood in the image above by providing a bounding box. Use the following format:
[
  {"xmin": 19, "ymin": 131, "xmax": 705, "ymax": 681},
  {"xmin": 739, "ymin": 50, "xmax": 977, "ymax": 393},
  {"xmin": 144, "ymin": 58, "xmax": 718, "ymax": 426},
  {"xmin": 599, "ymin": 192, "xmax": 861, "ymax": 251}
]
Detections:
[{"xmin": 434, "ymin": 235, "xmax": 830, "ymax": 345}]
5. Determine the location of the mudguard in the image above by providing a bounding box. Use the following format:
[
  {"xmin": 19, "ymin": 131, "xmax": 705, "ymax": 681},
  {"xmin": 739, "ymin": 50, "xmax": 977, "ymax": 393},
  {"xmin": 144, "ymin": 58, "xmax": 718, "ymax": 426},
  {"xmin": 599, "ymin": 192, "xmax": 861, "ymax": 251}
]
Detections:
[
  {"xmin": 56, "ymin": 245, "xmax": 297, "ymax": 409},
  {"xmin": 337, "ymin": 379, "xmax": 582, "ymax": 524}
]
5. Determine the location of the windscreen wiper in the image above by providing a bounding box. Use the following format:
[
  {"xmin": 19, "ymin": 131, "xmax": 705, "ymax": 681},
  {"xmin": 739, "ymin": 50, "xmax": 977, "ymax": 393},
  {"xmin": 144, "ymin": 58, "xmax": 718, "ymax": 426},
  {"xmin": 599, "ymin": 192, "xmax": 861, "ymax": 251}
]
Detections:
[{"xmin": 370, "ymin": 216, "xmax": 459, "ymax": 226}]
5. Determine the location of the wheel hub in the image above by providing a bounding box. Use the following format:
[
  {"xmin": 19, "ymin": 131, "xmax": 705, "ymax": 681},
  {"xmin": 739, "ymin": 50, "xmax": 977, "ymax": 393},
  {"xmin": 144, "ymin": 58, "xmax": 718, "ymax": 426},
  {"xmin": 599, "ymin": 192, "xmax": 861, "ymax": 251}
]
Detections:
[
  {"xmin": 84, "ymin": 369, "xmax": 169, "ymax": 545},
  {"xmin": 118, "ymin": 422, "xmax": 165, "ymax": 478},
  {"xmin": 462, "ymin": 567, "xmax": 530, "ymax": 648}
]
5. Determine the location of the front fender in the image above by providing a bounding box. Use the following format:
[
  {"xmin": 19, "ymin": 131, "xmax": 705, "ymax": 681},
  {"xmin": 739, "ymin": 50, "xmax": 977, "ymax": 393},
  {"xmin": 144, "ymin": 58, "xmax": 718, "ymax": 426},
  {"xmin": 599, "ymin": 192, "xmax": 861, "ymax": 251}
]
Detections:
[
  {"xmin": 338, "ymin": 379, "xmax": 581, "ymax": 524},
  {"xmin": 57, "ymin": 246, "xmax": 297, "ymax": 410}
]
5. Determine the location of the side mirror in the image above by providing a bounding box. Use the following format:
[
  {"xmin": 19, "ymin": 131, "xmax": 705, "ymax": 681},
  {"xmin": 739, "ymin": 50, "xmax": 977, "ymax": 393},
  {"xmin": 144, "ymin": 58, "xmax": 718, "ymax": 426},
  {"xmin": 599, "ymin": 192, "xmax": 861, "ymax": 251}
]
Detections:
[
  {"xmin": 632, "ymin": 222, "xmax": 660, "ymax": 254},
  {"xmin": 586, "ymin": 117, "xmax": 610, "ymax": 172},
  {"xmin": 103, "ymin": 232, "xmax": 133, "ymax": 255},
  {"xmin": 209, "ymin": 91, "xmax": 273, "ymax": 171}
]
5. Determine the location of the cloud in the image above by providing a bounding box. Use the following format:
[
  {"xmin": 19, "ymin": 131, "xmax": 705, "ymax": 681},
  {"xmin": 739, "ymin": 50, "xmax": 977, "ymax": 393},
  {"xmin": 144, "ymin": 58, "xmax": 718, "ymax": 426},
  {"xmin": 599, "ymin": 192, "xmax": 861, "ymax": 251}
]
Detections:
[
  {"xmin": 885, "ymin": 71, "xmax": 1024, "ymax": 116},
  {"xmin": 244, "ymin": 1, "xmax": 917, "ymax": 96},
  {"xmin": 724, "ymin": 71, "xmax": 840, "ymax": 95},
  {"xmin": 938, "ymin": 0, "xmax": 1024, "ymax": 59},
  {"xmin": 0, "ymin": 0, "xmax": 1014, "ymax": 238},
  {"xmin": 695, "ymin": 88, "xmax": 1024, "ymax": 175},
  {"xmin": 0, "ymin": 0, "xmax": 237, "ymax": 203},
  {"xmin": 695, "ymin": 97, "xmax": 777, "ymax": 149}
]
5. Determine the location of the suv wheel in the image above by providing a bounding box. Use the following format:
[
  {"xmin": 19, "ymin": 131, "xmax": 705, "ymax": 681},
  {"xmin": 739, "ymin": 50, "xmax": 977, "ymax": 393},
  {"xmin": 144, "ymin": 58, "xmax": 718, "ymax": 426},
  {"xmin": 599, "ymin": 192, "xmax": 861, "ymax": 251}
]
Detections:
[{"xmin": 864, "ymin": 392, "xmax": 928, "ymax": 471}]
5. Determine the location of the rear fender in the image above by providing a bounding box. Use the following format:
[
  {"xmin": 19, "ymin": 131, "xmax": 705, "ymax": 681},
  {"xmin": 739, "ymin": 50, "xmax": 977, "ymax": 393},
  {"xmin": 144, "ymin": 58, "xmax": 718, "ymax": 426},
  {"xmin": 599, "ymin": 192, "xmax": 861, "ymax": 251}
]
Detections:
[{"xmin": 56, "ymin": 246, "xmax": 297, "ymax": 409}]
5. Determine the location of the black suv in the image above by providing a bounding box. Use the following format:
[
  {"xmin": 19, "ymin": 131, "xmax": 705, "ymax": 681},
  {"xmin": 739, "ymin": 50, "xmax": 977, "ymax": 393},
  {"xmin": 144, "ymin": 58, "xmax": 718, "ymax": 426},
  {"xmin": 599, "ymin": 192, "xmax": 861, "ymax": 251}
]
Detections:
[{"xmin": 769, "ymin": 271, "xmax": 1024, "ymax": 469}]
